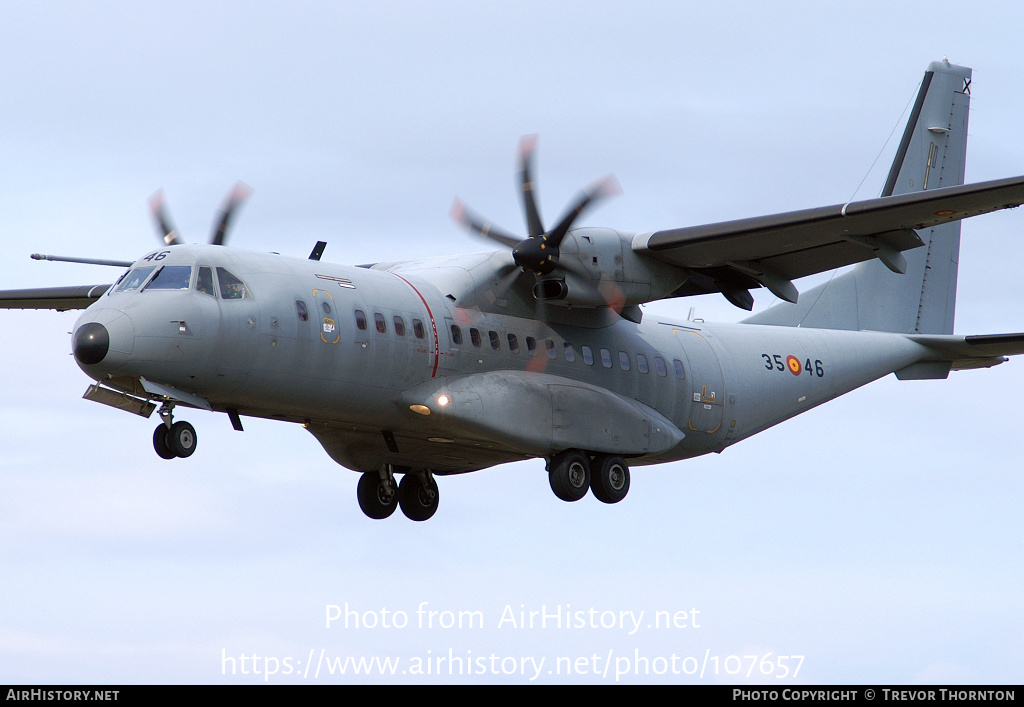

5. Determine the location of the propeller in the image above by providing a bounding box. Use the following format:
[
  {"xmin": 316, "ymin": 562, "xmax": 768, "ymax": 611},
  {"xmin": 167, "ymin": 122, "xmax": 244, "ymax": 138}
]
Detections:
[
  {"xmin": 149, "ymin": 182, "xmax": 253, "ymax": 247},
  {"xmin": 451, "ymin": 136, "xmax": 619, "ymax": 296}
]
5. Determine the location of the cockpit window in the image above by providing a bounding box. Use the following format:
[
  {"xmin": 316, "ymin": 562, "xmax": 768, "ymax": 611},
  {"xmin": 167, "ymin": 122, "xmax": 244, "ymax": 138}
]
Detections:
[
  {"xmin": 114, "ymin": 266, "xmax": 156, "ymax": 292},
  {"xmin": 196, "ymin": 267, "xmax": 216, "ymax": 296},
  {"xmin": 145, "ymin": 265, "xmax": 192, "ymax": 290},
  {"xmin": 217, "ymin": 268, "xmax": 251, "ymax": 299}
]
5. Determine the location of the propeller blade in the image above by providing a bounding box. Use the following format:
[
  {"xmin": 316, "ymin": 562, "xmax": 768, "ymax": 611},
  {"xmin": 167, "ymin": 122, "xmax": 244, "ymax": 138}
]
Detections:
[
  {"xmin": 518, "ymin": 135, "xmax": 545, "ymax": 238},
  {"xmin": 149, "ymin": 190, "xmax": 184, "ymax": 246},
  {"xmin": 546, "ymin": 175, "xmax": 621, "ymax": 247},
  {"xmin": 210, "ymin": 182, "xmax": 253, "ymax": 246},
  {"xmin": 450, "ymin": 198, "xmax": 524, "ymax": 249}
]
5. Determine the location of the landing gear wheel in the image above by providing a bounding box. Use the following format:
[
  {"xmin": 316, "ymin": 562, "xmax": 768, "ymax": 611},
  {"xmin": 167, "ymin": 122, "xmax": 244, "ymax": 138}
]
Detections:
[
  {"xmin": 167, "ymin": 421, "xmax": 197, "ymax": 458},
  {"xmin": 398, "ymin": 472, "xmax": 439, "ymax": 522},
  {"xmin": 548, "ymin": 450, "xmax": 591, "ymax": 502},
  {"xmin": 153, "ymin": 424, "xmax": 176, "ymax": 460},
  {"xmin": 591, "ymin": 455, "xmax": 630, "ymax": 504},
  {"xmin": 357, "ymin": 472, "xmax": 399, "ymax": 519}
]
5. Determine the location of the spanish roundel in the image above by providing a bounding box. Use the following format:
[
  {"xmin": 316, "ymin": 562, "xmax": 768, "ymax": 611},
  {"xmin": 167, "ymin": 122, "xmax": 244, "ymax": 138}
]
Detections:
[{"xmin": 786, "ymin": 355, "xmax": 801, "ymax": 375}]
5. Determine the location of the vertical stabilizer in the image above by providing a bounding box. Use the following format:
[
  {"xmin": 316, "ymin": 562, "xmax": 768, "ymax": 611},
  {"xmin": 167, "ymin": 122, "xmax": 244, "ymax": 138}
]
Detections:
[{"xmin": 745, "ymin": 60, "xmax": 971, "ymax": 334}]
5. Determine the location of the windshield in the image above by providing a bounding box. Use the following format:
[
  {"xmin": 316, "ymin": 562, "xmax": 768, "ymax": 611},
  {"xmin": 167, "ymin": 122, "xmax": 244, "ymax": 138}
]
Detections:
[
  {"xmin": 114, "ymin": 266, "xmax": 156, "ymax": 292},
  {"xmin": 145, "ymin": 265, "xmax": 192, "ymax": 290}
]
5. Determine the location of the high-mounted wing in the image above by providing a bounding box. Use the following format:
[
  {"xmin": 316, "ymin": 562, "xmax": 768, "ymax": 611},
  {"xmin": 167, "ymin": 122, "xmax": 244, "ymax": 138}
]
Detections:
[
  {"xmin": 634, "ymin": 175, "xmax": 1024, "ymax": 308},
  {"xmin": 0, "ymin": 284, "xmax": 111, "ymax": 311}
]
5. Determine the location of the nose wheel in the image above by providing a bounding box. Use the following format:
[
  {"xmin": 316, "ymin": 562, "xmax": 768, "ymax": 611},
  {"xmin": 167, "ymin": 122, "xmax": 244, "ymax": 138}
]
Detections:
[{"xmin": 152, "ymin": 403, "xmax": 197, "ymax": 459}]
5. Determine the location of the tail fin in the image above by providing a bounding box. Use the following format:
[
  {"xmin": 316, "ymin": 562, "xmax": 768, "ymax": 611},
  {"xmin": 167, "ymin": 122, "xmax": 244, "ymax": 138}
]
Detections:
[{"xmin": 745, "ymin": 60, "xmax": 971, "ymax": 334}]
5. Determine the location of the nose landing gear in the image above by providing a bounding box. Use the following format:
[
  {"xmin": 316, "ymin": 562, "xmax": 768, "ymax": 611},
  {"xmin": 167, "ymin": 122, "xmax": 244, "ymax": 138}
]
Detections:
[{"xmin": 152, "ymin": 403, "xmax": 197, "ymax": 459}]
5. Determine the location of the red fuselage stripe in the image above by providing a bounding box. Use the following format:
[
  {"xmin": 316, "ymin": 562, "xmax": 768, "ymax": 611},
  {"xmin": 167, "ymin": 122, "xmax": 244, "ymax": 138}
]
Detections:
[{"xmin": 390, "ymin": 273, "xmax": 440, "ymax": 378}]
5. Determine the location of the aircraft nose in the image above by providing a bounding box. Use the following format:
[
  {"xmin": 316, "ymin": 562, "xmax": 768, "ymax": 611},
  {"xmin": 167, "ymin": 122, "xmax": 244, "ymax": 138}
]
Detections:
[
  {"xmin": 73, "ymin": 322, "xmax": 109, "ymax": 365},
  {"xmin": 72, "ymin": 310, "xmax": 134, "ymax": 375}
]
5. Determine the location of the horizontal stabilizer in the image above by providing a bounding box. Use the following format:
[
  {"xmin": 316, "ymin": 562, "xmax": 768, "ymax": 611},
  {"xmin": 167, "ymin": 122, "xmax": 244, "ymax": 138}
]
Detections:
[{"xmin": 908, "ymin": 332, "xmax": 1024, "ymax": 370}]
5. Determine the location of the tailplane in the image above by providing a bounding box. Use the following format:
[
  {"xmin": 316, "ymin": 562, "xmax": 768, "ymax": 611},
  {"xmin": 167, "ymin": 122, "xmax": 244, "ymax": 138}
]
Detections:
[{"xmin": 745, "ymin": 60, "xmax": 972, "ymax": 334}]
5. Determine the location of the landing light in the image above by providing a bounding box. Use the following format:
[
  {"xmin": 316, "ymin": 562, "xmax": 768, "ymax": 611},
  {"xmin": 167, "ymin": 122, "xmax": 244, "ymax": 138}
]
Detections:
[{"xmin": 437, "ymin": 394, "xmax": 450, "ymax": 407}]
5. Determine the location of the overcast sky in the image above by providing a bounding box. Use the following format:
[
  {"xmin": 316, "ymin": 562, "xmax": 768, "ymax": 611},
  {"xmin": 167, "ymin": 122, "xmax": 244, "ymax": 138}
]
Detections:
[{"xmin": 2, "ymin": 1, "xmax": 1023, "ymax": 684}]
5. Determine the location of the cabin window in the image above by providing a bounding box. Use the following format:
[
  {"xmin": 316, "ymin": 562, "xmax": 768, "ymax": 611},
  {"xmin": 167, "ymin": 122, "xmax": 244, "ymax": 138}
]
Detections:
[
  {"xmin": 673, "ymin": 359, "xmax": 686, "ymax": 378},
  {"xmin": 393, "ymin": 316, "xmax": 406, "ymax": 336},
  {"xmin": 374, "ymin": 313, "xmax": 387, "ymax": 334},
  {"xmin": 563, "ymin": 343, "xmax": 576, "ymax": 362},
  {"xmin": 354, "ymin": 310, "xmax": 367, "ymax": 330},
  {"xmin": 637, "ymin": 353, "xmax": 649, "ymax": 374},
  {"xmin": 196, "ymin": 267, "xmax": 216, "ymax": 296},
  {"xmin": 600, "ymin": 348, "xmax": 613, "ymax": 368},
  {"xmin": 296, "ymin": 300, "xmax": 308, "ymax": 322},
  {"xmin": 654, "ymin": 356, "xmax": 667, "ymax": 376},
  {"xmin": 145, "ymin": 265, "xmax": 192, "ymax": 290},
  {"xmin": 451, "ymin": 324, "xmax": 463, "ymax": 345},
  {"xmin": 115, "ymin": 267, "xmax": 156, "ymax": 292},
  {"xmin": 526, "ymin": 337, "xmax": 537, "ymax": 356},
  {"xmin": 217, "ymin": 268, "xmax": 251, "ymax": 299},
  {"xmin": 507, "ymin": 334, "xmax": 519, "ymax": 353},
  {"xmin": 546, "ymin": 340, "xmax": 557, "ymax": 360},
  {"xmin": 581, "ymin": 345, "xmax": 594, "ymax": 366},
  {"xmin": 489, "ymin": 331, "xmax": 500, "ymax": 350},
  {"xmin": 618, "ymin": 351, "xmax": 631, "ymax": 371},
  {"xmin": 412, "ymin": 319, "xmax": 425, "ymax": 339},
  {"xmin": 321, "ymin": 301, "xmax": 332, "ymax": 315},
  {"xmin": 470, "ymin": 328, "xmax": 482, "ymax": 348}
]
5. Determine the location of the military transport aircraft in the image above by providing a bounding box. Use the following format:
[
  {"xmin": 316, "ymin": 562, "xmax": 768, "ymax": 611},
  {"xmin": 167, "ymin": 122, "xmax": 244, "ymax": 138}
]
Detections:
[{"xmin": 4, "ymin": 59, "xmax": 1024, "ymax": 521}]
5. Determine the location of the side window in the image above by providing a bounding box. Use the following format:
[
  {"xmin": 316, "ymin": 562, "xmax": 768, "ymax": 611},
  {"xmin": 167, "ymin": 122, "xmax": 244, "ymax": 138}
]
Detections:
[
  {"xmin": 393, "ymin": 316, "xmax": 406, "ymax": 336},
  {"xmin": 637, "ymin": 353, "xmax": 649, "ymax": 374},
  {"xmin": 654, "ymin": 356, "xmax": 668, "ymax": 376},
  {"xmin": 470, "ymin": 328, "xmax": 482, "ymax": 348},
  {"xmin": 546, "ymin": 340, "xmax": 557, "ymax": 360},
  {"xmin": 296, "ymin": 300, "xmax": 308, "ymax": 322},
  {"xmin": 412, "ymin": 319, "xmax": 425, "ymax": 339},
  {"xmin": 354, "ymin": 310, "xmax": 367, "ymax": 330},
  {"xmin": 581, "ymin": 345, "xmax": 594, "ymax": 366},
  {"xmin": 451, "ymin": 324, "xmax": 463, "ymax": 345},
  {"xmin": 374, "ymin": 313, "xmax": 387, "ymax": 334},
  {"xmin": 526, "ymin": 337, "xmax": 537, "ymax": 356},
  {"xmin": 489, "ymin": 331, "xmax": 500, "ymax": 351},
  {"xmin": 507, "ymin": 334, "xmax": 519, "ymax": 353},
  {"xmin": 563, "ymin": 343, "xmax": 576, "ymax": 362},
  {"xmin": 197, "ymin": 267, "xmax": 216, "ymax": 297},
  {"xmin": 618, "ymin": 351, "xmax": 631, "ymax": 371},
  {"xmin": 600, "ymin": 348, "xmax": 613, "ymax": 368},
  {"xmin": 217, "ymin": 268, "xmax": 251, "ymax": 299},
  {"xmin": 673, "ymin": 359, "xmax": 686, "ymax": 378}
]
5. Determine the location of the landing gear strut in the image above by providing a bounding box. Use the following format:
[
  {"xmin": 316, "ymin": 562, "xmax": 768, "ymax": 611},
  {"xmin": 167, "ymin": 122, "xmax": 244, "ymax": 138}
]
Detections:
[{"xmin": 152, "ymin": 403, "xmax": 197, "ymax": 459}]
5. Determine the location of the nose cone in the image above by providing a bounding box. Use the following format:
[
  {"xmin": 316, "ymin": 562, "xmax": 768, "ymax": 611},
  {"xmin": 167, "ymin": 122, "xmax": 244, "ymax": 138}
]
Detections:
[
  {"xmin": 72, "ymin": 309, "xmax": 134, "ymax": 376},
  {"xmin": 73, "ymin": 322, "xmax": 109, "ymax": 365}
]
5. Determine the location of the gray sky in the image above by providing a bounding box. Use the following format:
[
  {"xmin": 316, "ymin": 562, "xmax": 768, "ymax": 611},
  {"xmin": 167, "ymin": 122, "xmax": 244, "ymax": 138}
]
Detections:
[{"xmin": 2, "ymin": 0, "xmax": 1023, "ymax": 684}]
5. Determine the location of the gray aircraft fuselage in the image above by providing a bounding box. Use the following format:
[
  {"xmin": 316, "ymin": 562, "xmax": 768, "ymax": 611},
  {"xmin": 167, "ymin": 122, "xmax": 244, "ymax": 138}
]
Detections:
[{"xmin": 74, "ymin": 240, "xmax": 928, "ymax": 476}]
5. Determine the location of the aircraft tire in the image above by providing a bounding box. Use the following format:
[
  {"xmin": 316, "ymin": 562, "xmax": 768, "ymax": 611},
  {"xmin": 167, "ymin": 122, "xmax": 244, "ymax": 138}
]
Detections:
[
  {"xmin": 357, "ymin": 472, "xmax": 399, "ymax": 519},
  {"xmin": 590, "ymin": 455, "xmax": 630, "ymax": 504},
  {"xmin": 168, "ymin": 421, "xmax": 197, "ymax": 458},
  {"xmin": 548, "ymin": 450, "xmax": 590, "ymax": 502},
  {"xmin": 153, "ymin": 424, "xmax": 177, "ymax": 460},
  {"xmin": 398, "ymin": 473, "xmax": 439, "ymax": 522}
]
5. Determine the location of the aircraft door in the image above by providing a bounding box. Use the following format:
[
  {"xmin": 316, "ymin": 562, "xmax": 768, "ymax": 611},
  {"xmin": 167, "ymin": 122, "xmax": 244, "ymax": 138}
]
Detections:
[{"xmin": 674, "ymin": 328, "xmax": 725, "ymax": 435}]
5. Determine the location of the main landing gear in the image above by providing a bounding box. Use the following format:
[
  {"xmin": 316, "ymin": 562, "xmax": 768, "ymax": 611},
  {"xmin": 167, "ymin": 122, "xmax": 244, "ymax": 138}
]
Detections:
[
  {"xmin": 357, "ymin": 466, "xmax": 439, "ymax": 522},
  {"xmin": 152, "ymin": 403, "xmax": 197, "ymax": 460},
  {"xmin": 548, "ymin": 450, "xmax": 630, "ymax": 504}
]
